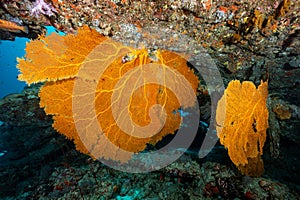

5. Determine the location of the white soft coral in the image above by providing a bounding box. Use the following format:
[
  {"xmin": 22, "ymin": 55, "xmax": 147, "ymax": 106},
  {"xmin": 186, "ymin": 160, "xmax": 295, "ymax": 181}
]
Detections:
[{"xmin": 30, "ymin": 0, "xmax": 57, "ymax": 18}]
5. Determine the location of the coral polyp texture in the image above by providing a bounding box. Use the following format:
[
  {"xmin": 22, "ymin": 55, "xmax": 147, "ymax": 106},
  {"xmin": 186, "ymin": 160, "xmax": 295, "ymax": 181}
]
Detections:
[
  {"xmin": 17, "ymin": 26, "xmax": 199, "ymax": 162},
  {"xmin": 216, "ymin": 80, "xmax": 269, "ymax": 177}
]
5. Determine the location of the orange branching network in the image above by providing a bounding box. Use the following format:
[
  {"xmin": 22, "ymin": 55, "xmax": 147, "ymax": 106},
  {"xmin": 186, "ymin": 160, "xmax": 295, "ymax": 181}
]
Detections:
[
  {"xmin": 17, "ymin": 26, "xmax": 199, "ymax": 162},
  {"xmin": 216, "ymin": 80, "xmax": 269, "ymax": 177}
]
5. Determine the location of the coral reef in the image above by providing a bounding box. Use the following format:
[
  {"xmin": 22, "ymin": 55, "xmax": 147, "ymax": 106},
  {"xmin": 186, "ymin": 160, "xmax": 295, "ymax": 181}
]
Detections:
[
  {"xmin": 14, "ymin": 156, "xmax": 300, "ymax": 199},
  {"xmin": 0, "ymin": 0, "xmax": 299, "ymax": 199},
  {"xmin": 1, "ymin": 87, "xmax": 298, "ymax": 199},
  {"xmin": 0, "ymin": 86, "xmax": 74, "ymax": 197},
  {"xmin": 0, "ymin": 85, "xmax": 52, "ymax": 126}
]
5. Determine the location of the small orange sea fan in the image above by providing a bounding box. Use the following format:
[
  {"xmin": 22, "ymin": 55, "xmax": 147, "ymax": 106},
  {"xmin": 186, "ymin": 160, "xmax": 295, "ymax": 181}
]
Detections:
[{"xmin": 216, "ymin": 80, "xmax": 269, "ymax": 177}]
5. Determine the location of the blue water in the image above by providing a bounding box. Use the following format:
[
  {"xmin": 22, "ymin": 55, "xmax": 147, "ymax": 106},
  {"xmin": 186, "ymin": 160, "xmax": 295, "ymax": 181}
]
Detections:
[
  {"xmin": 0, "ymin": 37, "xmax": 28, "ymax": 98},
  {"xmin": 0, "ymin": 26, "xmax": 65, "ymax": 98}
]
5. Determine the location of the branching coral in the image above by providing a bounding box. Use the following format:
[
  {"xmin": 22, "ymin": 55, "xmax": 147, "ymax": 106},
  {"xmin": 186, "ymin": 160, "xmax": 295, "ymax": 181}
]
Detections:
[
  {"xmin": 216, "ymin": 80, "xmax": 269, "ymax": 177},
  {"xmin": 17, "ymin": 26, "xmax": 199, "ymax": 162}
]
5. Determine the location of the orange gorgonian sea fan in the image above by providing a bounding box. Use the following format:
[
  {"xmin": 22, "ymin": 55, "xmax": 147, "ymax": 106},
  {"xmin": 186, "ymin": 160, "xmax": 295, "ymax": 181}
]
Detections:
[
  {"xmin": 216, "ymin": 80, "xmax": 269, "ymax": 177},
  {"xmin": 17, "ymin": 26, "xmax": 199, "ymax": 162}
]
